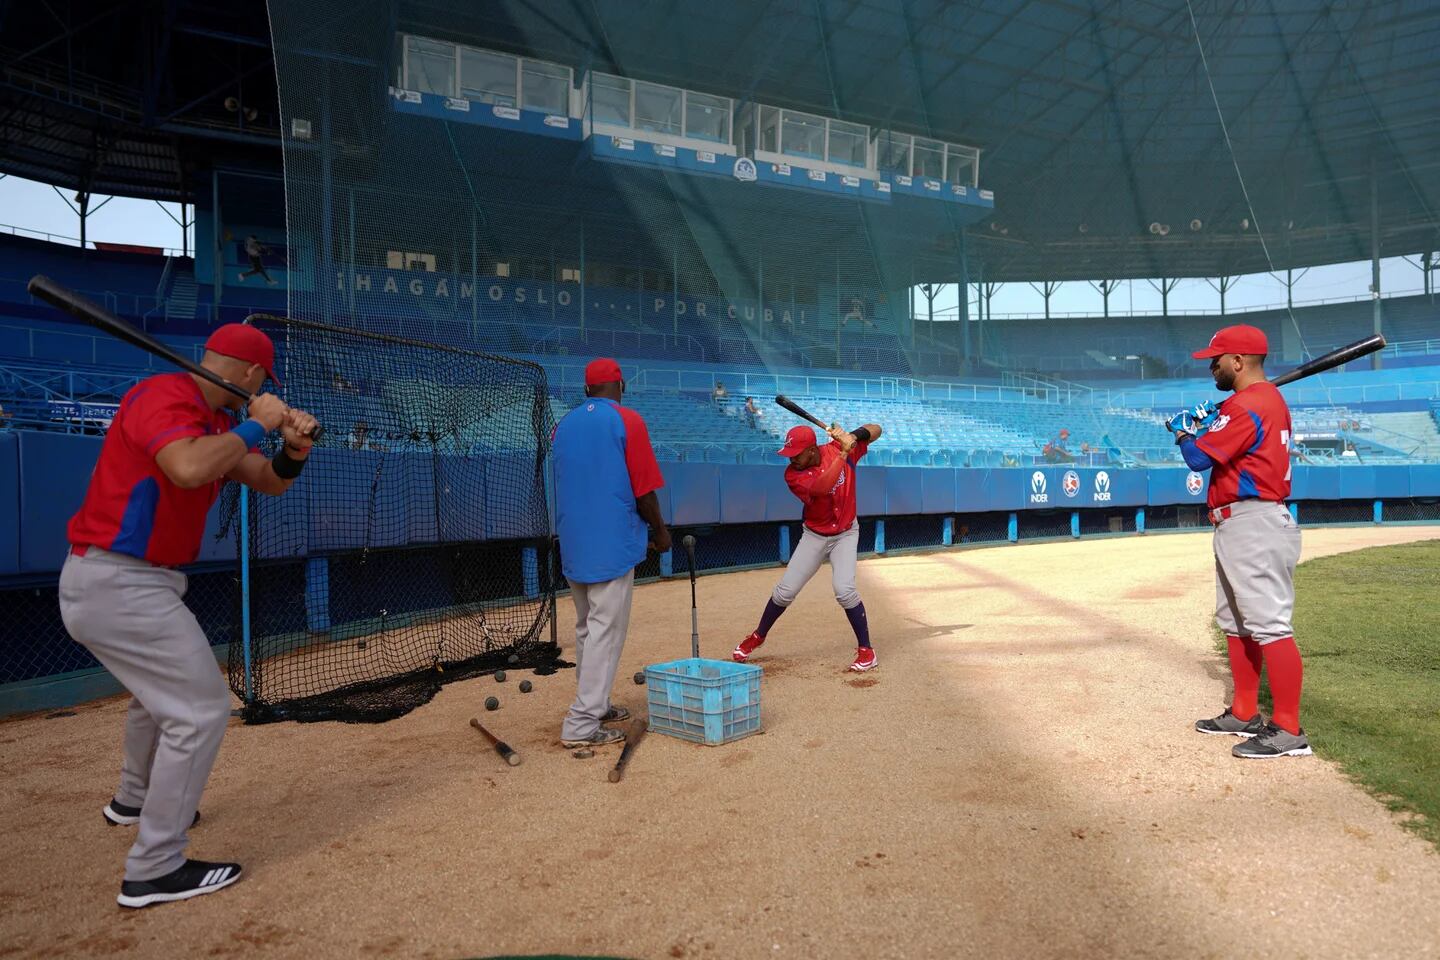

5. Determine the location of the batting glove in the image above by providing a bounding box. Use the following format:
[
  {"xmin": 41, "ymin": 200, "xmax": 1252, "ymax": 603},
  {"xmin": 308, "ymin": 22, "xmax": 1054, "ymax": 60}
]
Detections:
[
  {"xmin": 1190, "ymin": 400, "xmax": 1220, "ymax": 424},
  {"xmin": 1164, "ymin": 409, "xmax": 1198, "ymax": 438}
]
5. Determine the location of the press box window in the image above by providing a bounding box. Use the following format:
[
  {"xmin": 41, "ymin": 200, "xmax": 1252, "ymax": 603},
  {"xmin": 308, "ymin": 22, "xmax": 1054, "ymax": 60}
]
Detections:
[
  {"xmin": 828, "ymin": 119, "xmax": 868, "ymax": 168},
  {"xmin": 876, "ymin": 131, "xmax": 911, "ymax": 174},
  {"xmin": 635, "ymin": 81, "xmax": 682, "ymax": 135},
  {"xmin": 522, "ymin": 61, "xmax": 570, "ymax": 115},
  {"xmin": 591, "ymin": 73, "xmax": 631, "ymax": 126},
  {"xmin": 405, "ymin": 37, "xmax": 456, "ymax": 97},
  {"xmin": 781, "ymin": 110, "xmax": 826, "ymax": 160},
  {"xmin": 459, "ymin": 48, "xmax": 516, "ymax": 106},
  {"xmin": 685, "ymin": 91, "xmax": 730, "ymax": 143},
  {"xmin": 912, "ymin": 137, "xmax": 945, "ymax": 178}
]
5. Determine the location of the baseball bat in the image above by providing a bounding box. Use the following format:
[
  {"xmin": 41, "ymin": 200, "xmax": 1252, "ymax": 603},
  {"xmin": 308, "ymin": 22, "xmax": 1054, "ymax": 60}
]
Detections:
[
  {"xmin": 469, "ymin": 717, "xmax": 522, "ymax": 766},
  {"xmin": 1271, "ymin": 334, "xmax": 1387, "ymax": 387},
  {"xmin": 26, "ymin": 275, "xmax": 323, "ymax": 440},
  {"xmin": 774, "ymin": 394, "xmax": 829, "ymax": 431},
  {"xmin": 683, "ymin": 534, "xmax": 699, "ymax": 658},
  {"xmin": 607, "ymin": 719, "xmax": 647, "ymax": 783}
]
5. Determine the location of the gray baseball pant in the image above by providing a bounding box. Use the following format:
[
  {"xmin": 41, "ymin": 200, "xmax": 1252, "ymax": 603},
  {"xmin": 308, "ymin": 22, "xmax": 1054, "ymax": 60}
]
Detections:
[
  {"xmin": 561, "ymin": 569, "xmax": 635, "ymax": 740},
  {"xmin": 772, "ymin": 521, "xmax": 861, "ymax": 609},
  {"xmin": 57, "ymin": 547, "xmax": 232, "ymax": 881},
  {"xmin": 1213, "ymin": 500, "xmax": 1302, "ymax": 644}
]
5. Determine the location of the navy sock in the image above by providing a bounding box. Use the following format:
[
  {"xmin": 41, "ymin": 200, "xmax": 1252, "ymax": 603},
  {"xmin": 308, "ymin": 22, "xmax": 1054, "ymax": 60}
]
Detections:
[
  {"xmin": 755, "ymin": 599, "xmax": 787, "ymax": 637},
  {"xmin": 844, "ymin": 602, "xmax": 871, "ymax": 648}
]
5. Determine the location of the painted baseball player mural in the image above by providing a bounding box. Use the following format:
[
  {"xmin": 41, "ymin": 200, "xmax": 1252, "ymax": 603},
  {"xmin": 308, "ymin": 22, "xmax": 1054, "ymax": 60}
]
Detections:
[
  {"xmin": 1166, "ymin": 324, "xmax": 1309, "ymax": 759},
  {"xmin": 733, "ymin": 420, "xmax": 883, "ymax": 672},
  {"xmin": 59, "ymin": 323, "xmax": 318, "ymax": 907}
]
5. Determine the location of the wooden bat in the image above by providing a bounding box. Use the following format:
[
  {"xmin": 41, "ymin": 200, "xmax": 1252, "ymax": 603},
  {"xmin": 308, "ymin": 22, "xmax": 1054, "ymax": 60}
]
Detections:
[
  {"xmin": 607, "ymin": 719, "xmax": 647, "ymax": 783},
  {"xmin": 26, "ymin": 274, "xmax": 323, "ymax": 440},
  {"xmin": 470, "ymin": 717, "xmax": 522, "ymax": 766},
  {"xmin": 774, "ymin": 394, "xmax": 829, "ymax": 430},
  {"xmin": 1272, "ymin": 334, "xmax": 1387, "ymax": 387}
]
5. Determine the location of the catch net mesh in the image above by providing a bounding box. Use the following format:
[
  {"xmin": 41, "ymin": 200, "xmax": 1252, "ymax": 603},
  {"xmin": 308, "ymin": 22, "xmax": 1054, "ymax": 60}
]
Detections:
[{"xmin": 225, "ymin": 316, "xmax": 561, "ymax": 723}]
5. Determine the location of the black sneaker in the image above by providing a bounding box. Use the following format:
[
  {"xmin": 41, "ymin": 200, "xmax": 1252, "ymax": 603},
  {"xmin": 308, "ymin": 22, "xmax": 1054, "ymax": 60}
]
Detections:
[
  {"xmin": 117, "ymin": 859, "xmax": 242, "ymax": 908},
  {"xmin": 599, "ymin": 705, "xmax": 630, "ymax": 724},
  {"xmin": 103, "ymin": 799, "xmax": 201, "ymax": 828},
  {"xmin": 560, "ymin": 727, "xmax": 626, "ymax": 749},
  {"xmin": 1194, "ymin": 708, "xmax": 1265, "ymax": 738}
]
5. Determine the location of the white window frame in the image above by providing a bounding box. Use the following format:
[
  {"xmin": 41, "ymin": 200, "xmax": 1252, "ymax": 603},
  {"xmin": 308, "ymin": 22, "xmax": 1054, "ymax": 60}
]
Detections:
[
  {"xmin": 399, "ymin": 35, "xmax": 574, "ymax": 117},
  {"xmin": 458, "ymin": 46, "xmax": 518, "ymax": 107},
  {"xmin": 585, "ymin": 72, "xmax": 737, "ymax": 155}
]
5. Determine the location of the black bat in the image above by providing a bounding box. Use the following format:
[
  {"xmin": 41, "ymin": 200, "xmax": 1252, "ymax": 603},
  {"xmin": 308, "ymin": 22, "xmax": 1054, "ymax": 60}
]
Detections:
[
  {"xmin": 774, "ymin": 394, "xmax": 828, "ymax": 430},
  {"xmin": 26, "ymin": 275, "xmax": 322, "ymax": 440},
  {"xmin": 607, "ymin": 719, "xmax": 647, "ymax": 783},
  {"xmin": 683, "ymin": 534, "xmax": 699, "ymax": 658},
  {"xmin": 1272, "ymin": 334, "xmax": 1386, "ymax": 387},
  {"xmin": 470, "ymin": 717, "xmax": 521, "ymax": 766}
]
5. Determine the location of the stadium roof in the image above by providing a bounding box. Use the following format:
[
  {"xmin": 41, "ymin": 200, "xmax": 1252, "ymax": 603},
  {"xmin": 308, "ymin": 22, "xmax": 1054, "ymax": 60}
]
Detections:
[{"xmin": 3, "ymin": 1, "xmax": 1438, "ymax": 282}]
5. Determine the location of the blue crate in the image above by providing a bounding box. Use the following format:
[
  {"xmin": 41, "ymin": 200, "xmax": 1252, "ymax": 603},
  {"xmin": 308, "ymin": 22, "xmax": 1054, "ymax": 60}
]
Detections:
[{"xmin": 644, "ymin": 657, "xmax": 762, "ymax": 745}]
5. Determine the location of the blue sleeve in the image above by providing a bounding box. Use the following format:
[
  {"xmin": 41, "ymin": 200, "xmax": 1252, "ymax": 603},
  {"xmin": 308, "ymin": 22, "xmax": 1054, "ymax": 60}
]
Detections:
[{"xmin": 1179, "ymin": 436, "xmax": 1214, "ymax": 471}]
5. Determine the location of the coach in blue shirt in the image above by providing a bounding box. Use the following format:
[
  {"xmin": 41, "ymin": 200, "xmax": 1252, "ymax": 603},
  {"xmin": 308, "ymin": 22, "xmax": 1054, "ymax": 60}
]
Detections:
[{"xmin": 554, "ymin": 358, "xmax": 669, "ymax": 748}]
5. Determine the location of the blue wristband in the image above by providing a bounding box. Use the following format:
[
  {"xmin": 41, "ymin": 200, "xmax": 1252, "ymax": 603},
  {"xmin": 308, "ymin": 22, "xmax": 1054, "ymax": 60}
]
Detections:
[{"xmin": 231, "ymin": 419, "xmax": 267, "ymax": 449}]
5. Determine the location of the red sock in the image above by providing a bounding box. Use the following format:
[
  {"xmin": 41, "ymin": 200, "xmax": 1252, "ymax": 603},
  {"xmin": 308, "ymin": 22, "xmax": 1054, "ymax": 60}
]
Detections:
[
  {"xmin": 1261, "ymin": 637, "xmax": 1304, "ymax": 735},
  {"xmin": 1226, "ymin": 635, "xmax": 1263, "ymax": 721}
]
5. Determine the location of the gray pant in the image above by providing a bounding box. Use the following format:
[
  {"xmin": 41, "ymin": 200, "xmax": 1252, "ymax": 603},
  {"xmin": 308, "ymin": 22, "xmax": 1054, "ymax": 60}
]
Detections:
[
  {"xmin": 58, "ymin": 548, "xmax": 232, "ymax": 881},
  {"xmin": 772, "ymin": 522, "xmax": 861, "ymax": 610},
  {"xmin": 562, "ymin": 569, "xmax": 636, "ymax": 740},
  {"xmin": 1213, "ymin": 500, "xmax": 1302, "ymax": 644}
]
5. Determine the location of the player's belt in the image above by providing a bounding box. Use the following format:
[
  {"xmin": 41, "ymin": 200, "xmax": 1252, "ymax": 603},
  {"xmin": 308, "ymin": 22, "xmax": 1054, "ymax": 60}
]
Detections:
[{"xmin": 1209, "ymin": 500, "xmax": 1283, "ymax": 525}]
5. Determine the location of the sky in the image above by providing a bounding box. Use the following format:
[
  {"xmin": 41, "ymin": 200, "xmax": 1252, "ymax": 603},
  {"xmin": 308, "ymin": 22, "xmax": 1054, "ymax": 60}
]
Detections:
[{"xmin": 1, "ymin": 171, "xmax": 1428, "ymax": 319}]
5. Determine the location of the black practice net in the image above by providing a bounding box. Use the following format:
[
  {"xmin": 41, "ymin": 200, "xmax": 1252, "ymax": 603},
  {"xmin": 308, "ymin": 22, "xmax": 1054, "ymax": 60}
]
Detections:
[{"xmin": 226, "ymin": 315, "xmax": 563, "ymax": 723}]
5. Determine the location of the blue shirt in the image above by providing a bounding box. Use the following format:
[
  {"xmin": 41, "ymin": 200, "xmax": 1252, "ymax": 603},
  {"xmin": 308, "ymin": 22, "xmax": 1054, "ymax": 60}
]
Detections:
[{"xmin": 553, "ymin": 397, "xmax": 664, "ymax": 584}]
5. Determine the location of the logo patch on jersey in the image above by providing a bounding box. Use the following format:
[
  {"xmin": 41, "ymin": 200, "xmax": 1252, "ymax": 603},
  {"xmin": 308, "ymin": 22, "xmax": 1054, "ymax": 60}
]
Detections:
[
  {"xmin": 1094, "ymin": 470, "xmax": 1112, "ymax": 501},
  {"xmin": 1062, "ymin": 470, "xmax": 1080, "ymax": 497},
  {"xmin": 586, "ymin": 403, "xmax": 595, "ymax": 412},
  {"xmin": 1186, "ymin": 471, "xmax": 1205, "ymax": 496},
  {"xmin": 1030, "ymin": 471, "xmax": 1048, "ymax": 504},
  {"xmin": 1207, "ymin": 414, "xmax": 1231, "ymax": 433}
]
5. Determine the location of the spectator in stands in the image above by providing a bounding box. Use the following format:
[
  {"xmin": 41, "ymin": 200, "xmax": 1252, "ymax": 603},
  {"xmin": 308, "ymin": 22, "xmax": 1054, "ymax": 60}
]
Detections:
[
  {"xmin": 238, "ymin": 235, "xmax": 279, "ymax": 286},
  {"xmin": 1042, "ymin": 428, "xmax": 1074, "ymax": 464},
  {"xmin": 1001, "ymin": 453, "xmax": 1019, "ymax": 468},
  {"xmin": 743, "ymin": 396, "xmax": 763, "ymax": 429},
  {"xmin": 713, "ymin": 381, "xmax": 729, "ymax": 404},
  {"xmin": 1341, "ymin": 440, "xmax": 1358, "ymax": 458}
]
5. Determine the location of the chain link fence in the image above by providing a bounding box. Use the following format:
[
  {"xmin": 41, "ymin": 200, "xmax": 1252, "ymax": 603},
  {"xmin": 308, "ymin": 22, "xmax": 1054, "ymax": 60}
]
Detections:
[{"xmin": 0, "ymin": 563, "xmax": 239, "ymax": 689}]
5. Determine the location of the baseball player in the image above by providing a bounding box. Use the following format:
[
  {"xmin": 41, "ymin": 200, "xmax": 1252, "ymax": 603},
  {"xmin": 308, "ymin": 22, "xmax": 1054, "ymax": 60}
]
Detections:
[
  {"xmin": 59, "ymin": 323, "xmax": 317, "ymax": 907},
  {"xmin": 733, "ymin": 420, "xmax": 883, "ymax": 672},
  {"xmin": 1166, "ymin": 323, "xmax": 1308, "ymax": 759},
  {"xmin": 552, "ymin": 358, "xmax": 669, "ymax": 748}
]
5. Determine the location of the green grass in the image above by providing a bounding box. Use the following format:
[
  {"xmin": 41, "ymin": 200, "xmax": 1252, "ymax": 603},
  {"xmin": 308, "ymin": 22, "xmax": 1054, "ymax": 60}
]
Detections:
[{"xmin": 1215, "ymin": 538, "xmax": 1440, "ymax": 848}]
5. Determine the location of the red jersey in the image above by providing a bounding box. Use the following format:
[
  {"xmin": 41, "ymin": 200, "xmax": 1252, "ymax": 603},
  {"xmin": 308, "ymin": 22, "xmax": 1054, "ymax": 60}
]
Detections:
[
  {"xmin": 785, "ymin": 440, "xmax": 869, "ymax": 536},
  {"xmin": 68, "ymin": 373, "xmax": 240, "ymax": 566},
  {"xmin": 1194, "ymin": 380, "xmax": 1292, "ymax": 509}
]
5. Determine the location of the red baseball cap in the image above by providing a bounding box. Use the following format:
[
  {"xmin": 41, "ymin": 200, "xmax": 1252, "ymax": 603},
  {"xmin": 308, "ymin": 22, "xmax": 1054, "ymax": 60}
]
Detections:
[
  {"xmin": 205, "ymin": 323, "xmax": 280, "ymax": 384},
  {"xmin": 1192, "ymin": 324, "xmax": 1269, "ymax": 359},
  {"xmin": 585, "ymin": 357, "xmax": 623, "ymax": 386},
  {"xmin": 777, "ymin": 425, "xmax": 817, "ymax": 458}
]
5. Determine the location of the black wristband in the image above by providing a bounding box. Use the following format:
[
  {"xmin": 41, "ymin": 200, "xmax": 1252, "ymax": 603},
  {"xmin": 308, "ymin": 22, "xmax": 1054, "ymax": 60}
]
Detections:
[
  {"xmin": 272, "ymin": 446, "xmax": 308, "ymax": 480},
  {"xmin": 1173, "ymin": 430, "xmax": 1196, "ymax": 446},
  {"xmin": 850, "ymin": 426, "xmax": 872, "ymax": 443}
]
